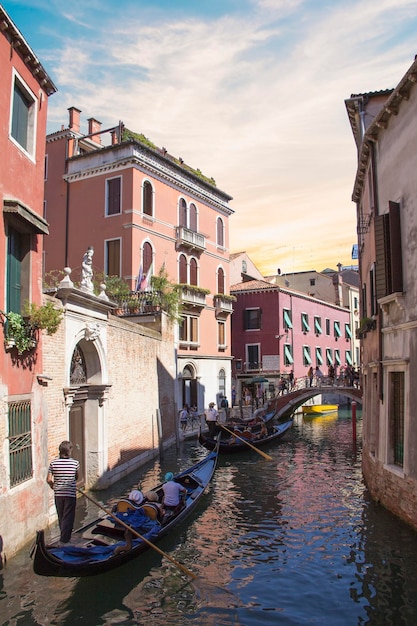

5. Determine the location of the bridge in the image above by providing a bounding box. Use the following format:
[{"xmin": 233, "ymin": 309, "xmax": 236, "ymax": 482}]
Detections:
[{"xmin": 266, "ymin": 382, "xmax": 362, "ymax": 419}]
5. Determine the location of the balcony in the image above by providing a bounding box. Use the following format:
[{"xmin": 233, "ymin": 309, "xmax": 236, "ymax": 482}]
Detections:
[
  {"xmin": 175, "ymin": 226, "xmax": 206, "ymax": 252},
  {"xmin": 214, "ymin": 294, "xmax": 235, "ymax": 318},
  {"xmin": 178, "ymin": 284, "xmax": 209, "ymax": 310}
]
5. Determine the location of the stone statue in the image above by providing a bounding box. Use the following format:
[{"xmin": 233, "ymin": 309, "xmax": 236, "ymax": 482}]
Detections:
[{"xmin": 80, "ymin": 247, "xmax": 94, "ymax": 293}]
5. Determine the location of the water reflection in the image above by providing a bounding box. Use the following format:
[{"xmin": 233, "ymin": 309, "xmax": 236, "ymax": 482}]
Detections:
[{"xmin": 2, "ymin": 411, "xmax": 417, "ymax": 625}]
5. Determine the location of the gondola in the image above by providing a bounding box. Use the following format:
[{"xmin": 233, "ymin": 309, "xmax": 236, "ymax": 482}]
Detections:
[
  {"xmin": 199, "ymin": 418, "xmax": 293, "ymax": 454},
  {"xmin": 32, "ymin": 446, "xmax": 219, "ymax": 577}
]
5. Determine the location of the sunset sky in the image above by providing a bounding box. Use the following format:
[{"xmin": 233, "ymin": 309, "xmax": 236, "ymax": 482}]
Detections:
[{"xmin": 4, "ymin": 0, "xmax": 417, "ymax": 275}]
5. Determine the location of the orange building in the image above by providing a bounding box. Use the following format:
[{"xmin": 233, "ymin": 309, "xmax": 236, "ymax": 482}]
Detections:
[
  {"xmin": 44, "ymin": 108, "xmax": 234, "ymax": 411},
  {"xmin": 0, "ymin": 5, "xmax": 57, "ymax": 555}
]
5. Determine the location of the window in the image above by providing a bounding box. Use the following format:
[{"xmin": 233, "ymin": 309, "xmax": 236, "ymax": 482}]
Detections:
[
  {"xmin": 244, "ymin": 308, "xmax": 262, "ymax": 330},
  {"xmin": 105, "ymin": 239, "xmax": 121, "ymax": 276},
  {"xmin": 334, "ymin": 321, "xmax": 342, "ymax": 338},
  {"xmin": 301, "ymin": 313, "xmax": 310, "ymax": 333},
  {"xmin": 8, "ymin": 399, "xmax": 33, "ymax": 487},
  {"xmin": 326, "ymin": 348, "xmax": 333, "ymax": 365},
  {"xmin": 284, "ymin": 344, "xmax": 293, "ymax": 366},
  {"xmin": 314, "ymin": 316, "xmax": 322, "ymax": 335},
  {"xmin": 217, "ymin": 267, "xmax": 225, "ymax": 294},
  {"xmin": 189, "ymin": 258, "xmax": 198, "ymax": 286},
  {"xmin": 345, "ymin": 323, "xmax": 352, "ymax": 340},
  {"xmin": 189, "ymin": 203, "xmax": 197, "ymax": 231},
  {"xmin": 179, "ymin": 254, "xmax": 187, "ymax": 284},
  {"xmin": 218, "ymin": 368, "xmax": 226, "ymax": 397},
  {"xmin": 6, "ymin": 225, "xmax": 30, "ymax": 314},
  {"xmin": 303, "ymin": 346, "xmax": 311, "ymax": 366},
  {"xmin": 246, "ymin": 344, "xmax": 260, "ymax": 370},
  {"xmin": 142, "ymin": 180, "xmax": 153, "ymax": 216},
  {"xmin": 218, "ymin": 321, "xmax": 226, "ymax": 348},
  {"xmin": 325, "ymin": 318, "xmax": 330, "ymax": 335},
  {"xmin": 142, "ymin": 241, "xmax": 153, "ymax": 276},
  {"xmin": 179, "ymin": 198, "xmax": 187, "ymax": 227},
  {"xmin": 283, "ymin": 309, "xmax": 292, "ymax": 330},
  {"xmin": 11, "ymin": 73, "xmax": 36, "ymax": 156},
  {"xmin": 315, "ymin": 347, "xmax": 323, "ymax": 365},
  {"xmin": 106, "ymin": 177, "xmax": 121, "ymax": 216},
  {"xmin": 179, "ymin": 315, "xmax": 199, "ymax": 344},
  {"xmin": 375, "ymin": 201, "xmax": 403, "ymax": 298},
  {"xmin": 389, "ymin": 372, "xmax": 404, "ymax": 467},
  {"xmin": 310, "ymin": 278, "xmax": 316, "ymax": 286},
  {"xmin": 216, "ymin": 217, "xmax": 224, "ymax": 247}
]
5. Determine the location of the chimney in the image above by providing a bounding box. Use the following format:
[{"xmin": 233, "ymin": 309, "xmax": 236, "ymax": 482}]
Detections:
[
  {"xmin": 111, "ymin": 130, "xmax": 118, "ymax": 145},
  {"xmin": 68, "ymin": 107, "xmax": 81, "ymax": 132},
  {"xmin": 87, "ymin": 117, "xmax": 102, "ymax": 144}
]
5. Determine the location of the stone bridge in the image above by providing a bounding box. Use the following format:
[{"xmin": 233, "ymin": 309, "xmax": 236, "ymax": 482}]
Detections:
[{"xmin": 268, "ymin": 385, "xmax": 362, "ymax": 419}]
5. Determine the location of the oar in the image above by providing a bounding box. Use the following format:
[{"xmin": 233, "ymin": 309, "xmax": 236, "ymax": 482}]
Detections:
[
  {"xmin": 77, "ymin": 488, "xmax": 197, "ymax": 580},
  {"xmin": 219, "ymin": 424, "xmax": 273, "ymax": 461}
]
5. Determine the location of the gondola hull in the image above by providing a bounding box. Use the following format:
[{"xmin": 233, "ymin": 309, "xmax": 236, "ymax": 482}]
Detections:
[
  {"xmin": 32, "ymin": 448, "xmax": 218, "ymax": 577},
  {"xmin": 199, "ymin": 419, "xmax": 293, "ymax": 454}
]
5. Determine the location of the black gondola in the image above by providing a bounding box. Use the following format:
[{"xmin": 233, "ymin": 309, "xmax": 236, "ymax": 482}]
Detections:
[
  {"xmin": 199, "ymin": 418, "xmax": 293, "ymax": 454},
  {"xmin": 32, "ymin": 447, "xmax": 219, "ymax": 577}
]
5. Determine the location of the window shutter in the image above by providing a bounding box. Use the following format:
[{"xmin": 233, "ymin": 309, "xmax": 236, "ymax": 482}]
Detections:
[
  {"xmin": 375, "ymin": 214, "xmax": 389, "ymax": 300},
  {"xmin": 389, "ymin": 201, "xmax": 403, "ymax": 293}
]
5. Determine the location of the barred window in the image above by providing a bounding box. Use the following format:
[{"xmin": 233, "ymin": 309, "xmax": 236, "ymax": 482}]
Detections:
[{"xmin": 9, "ymin": 400, "xmax": 33, "ymax": 487}]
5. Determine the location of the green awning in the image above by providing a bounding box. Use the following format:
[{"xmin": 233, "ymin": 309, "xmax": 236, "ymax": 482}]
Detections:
[
  {"xmin": 303, "ymin": 347, "xmax": 311, "ymax": 364},
  {"xmin": 334, "ymin": 321, "xmax": 342, "ymax": 337},
  {"xmin": 346, "ymin": 351, "xmax": 352, "ymax": 365},
  {"xmin": 345, "ymin": 324, "xmax": 352, "ymax": 338},
  {"xmin": 284, "ymin": 345, "xmax": 294, "ymax": 364},
  {"xmin": 302, "ymin": 315, "xmax": 310, "ymax": 332},
  {"xmin": 326, "ymin": 348, "xmax": 333, "ymax": 365},
  {"xmin": 315, "ymin": 318, "xmax": 322, "ymax": 334},
  {"xmin": 335, "ymin": 350, "xmax": 341, "ymax": 365},
  {"xmin": 283, "ymin": 310, "xmax": 293, "ymax": 329},
  {"xmin": 315, "ymin": 348, "xmax": 323, "ymax": 364}
]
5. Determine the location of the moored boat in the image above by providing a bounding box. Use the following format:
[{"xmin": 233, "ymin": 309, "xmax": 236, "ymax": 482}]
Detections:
[
  {"xmin": 302, "ymin": 404, "xmax": 338, "ymax": 415},
  {"xmin": 32, "ymin": 447, "xmax": 219, "ymax": 577},
  {"xmin": 199, "ymin": 418, "xmax": 293, "ymax": 454}
]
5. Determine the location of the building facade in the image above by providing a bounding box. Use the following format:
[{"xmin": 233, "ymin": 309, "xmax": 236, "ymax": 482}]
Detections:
[
  {"xmin": 345, "ymin": 56, "xmax": 417, "ymax": 530},
  {"xmin": 44, "ymin": 108, "xmax": 234, "ymax": 414},
  {"xmin": 230, "ymin": 279, "xmax": 351, "ymax": 401},
  {"xmin": 0, "ymin": 6, "xmax": 57, "ymax": 556}
]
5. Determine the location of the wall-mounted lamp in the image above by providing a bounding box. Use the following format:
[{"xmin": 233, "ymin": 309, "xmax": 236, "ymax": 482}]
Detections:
[{"xmin": 37, "ymin": 374, "xmax": 52, "ymax": 386}]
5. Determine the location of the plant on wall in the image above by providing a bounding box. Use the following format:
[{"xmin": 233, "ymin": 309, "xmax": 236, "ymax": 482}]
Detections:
[
  {"xmin": 151, "ymin": 266, "xmax": 183, "ymax": 322},
  {"xmin": 1, "ymin": 301, "xmax": 63, "ymax": 355}
]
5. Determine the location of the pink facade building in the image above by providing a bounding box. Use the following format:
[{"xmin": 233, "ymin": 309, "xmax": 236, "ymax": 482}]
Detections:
[
  {"xmin": 0, "ymin": 6, "xmax": 57, "ymax": 555},
  {"xmin": 44, "ymin": 108, "xmax": 234, "ymax": 411},
  {"xmin": 231, "ymin": 280, "xmax": 351, "ymax": 400}
]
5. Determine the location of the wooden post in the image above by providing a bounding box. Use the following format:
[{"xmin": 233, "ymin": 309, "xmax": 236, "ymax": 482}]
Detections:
[{"xmin": 352, "ymin": 401, "xmax": 357, "ymax": 441}]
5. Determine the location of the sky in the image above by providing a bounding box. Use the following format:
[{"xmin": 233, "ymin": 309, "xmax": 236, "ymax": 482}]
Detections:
[{"xmin": 3, "ymin": 0, "xmax": 417, "ymax": 276}]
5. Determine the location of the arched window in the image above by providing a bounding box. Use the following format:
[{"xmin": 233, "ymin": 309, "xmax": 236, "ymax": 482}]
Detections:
[
  {"xmin": 142, "ymin": 180, "xmax": 153, "ymax": 216},
  {"xmin": 189, "ymin": 203, "xmax": 197, "ymax": 232},
  {"xmin": 70, "ymin": 345, "xmax": 87, "ymax": 385},
  {"xmin": 143, "ymin": 241, "xmax": 153, "ymax": 275},
  {"xmin": 179, "ymin": 254, "xmax": 187, "ymax": 284},
  {"xmin": 190, "ymin": 258, "xmax": 198, "ymax": 286},
  {"xmin": 179, "ymin": 198, "xmax": 187, "ymax": 227},
  {"xmin": 217, "ymin": 267, "xmax": 225, "ymax": 294},
  {"xmin": 217, "ymin": 217, "xmax": 224, "ymax": 247},
  {"xmin": 218, "ymin": 368, "xmax": 226, "ymax": 397}
]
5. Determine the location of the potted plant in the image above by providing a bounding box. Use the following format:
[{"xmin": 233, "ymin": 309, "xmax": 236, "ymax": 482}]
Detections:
[{"xmin": 1, "ymin": 302, "xmax": 63, "ymax": 355}]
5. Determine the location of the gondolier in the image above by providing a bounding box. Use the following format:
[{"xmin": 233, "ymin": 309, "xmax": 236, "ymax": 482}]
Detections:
[
  {"xmin": 47, "ymin": 441, "xmax": 79, "ymax": 545},
  {"xmin": 205, "ymin": 402, "xmax": 219, "ymax": 437}
]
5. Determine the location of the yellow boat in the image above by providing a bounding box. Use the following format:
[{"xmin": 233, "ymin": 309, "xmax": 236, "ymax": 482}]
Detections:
[{"xmin": 302, "ymin": 404, "xmax": 338, "ymax": 415}]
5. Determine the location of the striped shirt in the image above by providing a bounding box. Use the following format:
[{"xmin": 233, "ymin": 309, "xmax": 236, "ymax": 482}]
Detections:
[{"xmin": 48, "ymin": 457, "xmax": 79, "ymax": 498}]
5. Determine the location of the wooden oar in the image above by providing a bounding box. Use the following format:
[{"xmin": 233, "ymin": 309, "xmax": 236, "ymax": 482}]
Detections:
[
  {"xmin": 219, "ymin": 424, "xmax": 273, "ymax": 461},
  {"xmin": 77, "ymin": 488, "xmax": 197, "ymax": 580}
]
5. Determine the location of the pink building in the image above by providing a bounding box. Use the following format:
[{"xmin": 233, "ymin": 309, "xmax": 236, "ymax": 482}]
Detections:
[
  {"xmin": 0, "ymin": 6, "xmax": 57, "ymax": 555},
  {"xmin": 231, "ymin": 280, "xmax": 351, "ymax": 399},
  {"xmin": 44, "ymin": 108, "xmax": 234, "ymax": 411}
]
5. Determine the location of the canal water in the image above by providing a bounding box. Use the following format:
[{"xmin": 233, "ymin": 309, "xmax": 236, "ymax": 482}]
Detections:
[{"xmin": 2, "ymin": 409, "xmax": 417, "ymax": 625}]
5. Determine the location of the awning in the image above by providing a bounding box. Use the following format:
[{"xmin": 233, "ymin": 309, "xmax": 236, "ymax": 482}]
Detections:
[
  {"xmin": 302, "ymin": 315, "xmax": 310, "ymax": 332},
  {"xmin": 284, "ymin": 345, "xmax": 293, "ymax": 364},
  {"xmin": 283, "ymin": 310, "xmax": 293, "ymax": 329},
  {"xmin": 303, "ymin": 347, "xmax": 311, "ymax": 364},
  {"xmin": 345, "ymin": 324, "xmax": 352, "ymax": 338},
  {"xmin": 335, "ymin": 350, "xmax": 341, "ymax": 365},
  {"xmin": 314, "ymin": 318, "xmax": 322, "ymax": 334},
  {"xmin": 346, "ymin": 351, "xmax": 352, "ymax": 365},
  {"xmin": 326, "ymin": 348, "xmax": 333, "ymax": 365},
  {"xmin": 3, "ymin": 199, "xmax": 49, "ymax": 235},
  {"xmin": 334, "ymin": 321, "xmax": 342, "ymax": 337},
  {"xmin": 315, "ymin": 348, "xmax": 323, "ymax": 364}
]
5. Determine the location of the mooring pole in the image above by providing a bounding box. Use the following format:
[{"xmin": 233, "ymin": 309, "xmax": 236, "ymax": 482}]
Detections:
[{"xmin": 351, "ymin": 401, "xmax": 357, "ymax": 442}]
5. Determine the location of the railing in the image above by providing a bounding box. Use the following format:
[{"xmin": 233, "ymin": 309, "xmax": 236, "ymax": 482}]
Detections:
[
  {"xmin": 214, "ymin": 295, "xmax": 234, "ymax": 316},
  {"xmin": 175, "ymin": 226, "xmax": 206, "ymax": 252},
  {"xmin": 179, "ymin": 286, "xmax": 207, "ymax": 308},
  {"xmin": 111, "ymin": 290, "xmax": 161, "ymax": 316}
]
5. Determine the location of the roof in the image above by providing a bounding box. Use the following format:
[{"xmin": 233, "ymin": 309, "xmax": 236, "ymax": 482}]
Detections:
[{"xmin": 0, "ymin": 4, "xmax": 57, "ymax": 96}]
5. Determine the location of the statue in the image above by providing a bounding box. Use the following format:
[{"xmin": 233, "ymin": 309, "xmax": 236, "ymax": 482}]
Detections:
[{"xmin": 80, "ymin": 247, "xmax": 94, "ymax": 293}]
